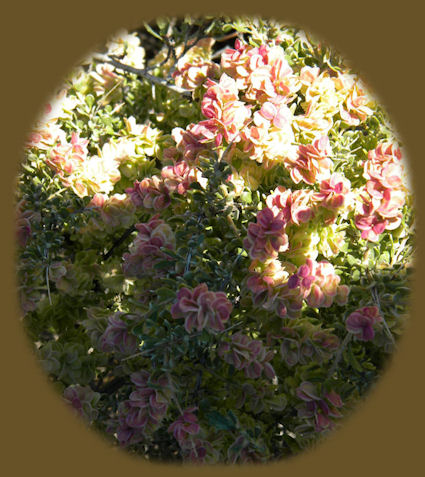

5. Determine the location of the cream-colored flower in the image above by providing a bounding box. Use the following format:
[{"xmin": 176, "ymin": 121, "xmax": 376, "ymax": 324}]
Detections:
[
  {"xmin": 124, "ymin": 117, "xmax": 163, "ymax": 157},
  {"xmin": 316, "ymin": 224, "xmax": 346, "ymax": 259},
  {"xmin": 72, "ymin": 154, "xmax": 121, "ymax": 197},
  {"xmin": 106, "ymin": 30, "xmax": 145, "ymax": 69},
  {"xmin": 101, "ymin": 137, "xmax": 137, "ymax": 163}
]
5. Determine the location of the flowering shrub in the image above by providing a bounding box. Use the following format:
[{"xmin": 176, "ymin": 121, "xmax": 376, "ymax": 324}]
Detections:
[{"xmin": 16, "ymin": 16, "xmax": 415, "ymax": 464}]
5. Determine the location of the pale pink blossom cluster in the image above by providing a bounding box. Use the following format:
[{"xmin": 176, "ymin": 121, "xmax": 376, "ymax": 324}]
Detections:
[
  {"xmin": 122, "ymin": 215, "xmax": 175, "ymax": 278},
  {"xmin": 63, "ymin": 384, "xmax": 100, "ymax": 422},
  {"xmin": 87, "ymin": 193, "xmax": 135, "ymax": 231},
  {"xmin": 336, "ymin": 74, "xmax": 374, "ymax": 126},
  {"xmin": 168, "ymin": 407, "xmax": 200, "ymax": 442},
  {"xmin": 47, "ymin": 132, "xmax": 89, "ymax": 178},
  {"xmin": 312, "ymin": 172, "xmax": 352, "ymax": 223},
  {"xmin": 126, "ymin": 176, "xmax": 171, "ymax": 211},
  {"xmin": 247, "ymin": 259, "xmax": 303, "ymax": 319},
  {"xmin": 284, "ymin": 135, "xmax": 333, "ymax": 185},
  {"xmin": 355, "ymin": 142, "xmax": 406, "ymax": 241},
  {"xmin": 161, "ymin": 161, "xmax": 204, "ymax": 194},
  {"xmin": 163, "ymin": 125, "xmax": 212, "ymax": 164},
  {"xmin": 345, "ymin": 305, "xmax": 383, "ymax": 341},
  {"xmin": 26, "ymin": 119, "xmax": 66, "ymax": 151},
  {"xmin": 114, "ymin": 371, "xmax": 171, "ymax": 446},
  {"xmin": 168, "ymin": 40, "xmax": 304, "ymax": 168},
  {"xmin": 266, "ymin": 186, "xmax": 315, "ymax": 226},
  {"xmin": 43, "ymin": 131, "xmax": 122, "ymax": 197},
  {"xmin": 170, "ymin": 283, "xmax": 233, "ymax": 333},
  {"xmin": 296, "ymin": 67, "xmax": 373, "ymax": 136},
  {"xmin": 247, "ymin": 258, "xmax": 349, "ymax": 319},
  {"xmin": 243, "ymin": 207, "xmax": 289, "ymax": 261},
  {"xmin": 172, "ymin": 38, "xmax": 220, "ymax": 90},
  {"xmin": 200, "ymin": 73, "xmax": 252, "ymax": 146},
  {"xmin": 271, "ymin": 325, "xmax": 340, "ymax": 367},
  {"xmin": 287, "ymin": 258, "xmax": 349, "ymax": 309},
  {"xmin": 221, "ymin": 40, "xmax": 299, "ymax": 103},
  {"xmin": 218, "ymin": 332, "xmax": 276, "ymax": 380},
  {"xmin": 126, "ymin": 160, "xmax": 202, "ymax": 210},
  {"xmin": 295, "ymin": 381, "xmax": 343, "ymax": 433},
  {"xmin": 240, "ymin": 103, "xmax": 295, "ymax": 168},
  {"xmin": 99, "ymin": 312, "xmax": 139, "ymax": 355}
]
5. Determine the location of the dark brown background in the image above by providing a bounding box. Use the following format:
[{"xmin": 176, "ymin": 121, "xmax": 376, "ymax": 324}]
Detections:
[{"xmin": 2, "ymin": 1, "xmax": 424, "ymax": 475}]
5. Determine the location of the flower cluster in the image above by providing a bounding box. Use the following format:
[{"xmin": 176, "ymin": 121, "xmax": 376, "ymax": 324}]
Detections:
[
  {"xmin": 172, "ymin": 38, "xmax": 219, "ymax": 90},
  {"xmin": 170, "ymin": 283, "xmax": 233, "ymax": 333},
  {"xmin": 295, "ymin": 381, "xmax": 343, "ymax": 433},
  {"xmin": 218, "ymin": 332, "xmax": 276, "ymax": 379},
  {"xmin": 16, "ymin": 17, "xmax": 414, "ymax": 464},
  {"xmin": 274, "ymin": 324, "xmax": 340, "ymax": 367},
  {"xmin": 248, "ymin": 258, "xmax": 349, "ymax": 319},
  {"xmin": 99, "ymin": 312, "xmax": 139, "ymax": 355},
  {"xmin": 243, "ymin": 207, "xmax": 289, "ymax": 261},
  {"xmin": 168, "ymin": 407, "xmax": 200, "ymax": 442},
  {"xmin": 63, "ymin": 385, "xmax": 100, "ymax": 422},
  {"xmin": 114, "ymin": 371, "xmax": 172, "ymax": 446},
  {"xmin": 285, "ymin": 135, "xmax": 333, "ymax": 185},
  {"xmin": 355, "ymin": 142, "xmax": 406, "ymax": 241},
  {"xmin": 122, "ymin": 215, "xmax": 175, "ymax": 278},
  {"xmin": 345, "ymin": 305, "xmax": 383, "ymax": 341}
]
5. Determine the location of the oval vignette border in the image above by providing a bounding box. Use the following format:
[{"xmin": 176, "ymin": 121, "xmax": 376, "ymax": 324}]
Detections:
[{"xmin": 2, "ymin": 1, "xmax": 424, "ymax": 476}]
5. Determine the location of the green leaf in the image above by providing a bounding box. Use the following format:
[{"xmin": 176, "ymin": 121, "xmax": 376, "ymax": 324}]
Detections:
[
  {"xmin": 85, "ymin": 94, "xmax": 95, "ymax": 109},
  {"xmin": 345, "ymin": 344, "xmax": 363, "ymax": 373},
  {"xmin": 154, "ymin": 287, "xmax": 175, "ymax": 304},
  {"xmin": 206, "ymin": 410, "xmax": 236, "ymax": 431},
  {"xmin": 143, "ymin": 22, "xmax": 163, "ymax": 41}
]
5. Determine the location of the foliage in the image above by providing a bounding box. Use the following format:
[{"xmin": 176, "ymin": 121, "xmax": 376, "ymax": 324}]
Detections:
[{"xmin": 16, "ymin": 15, "xmax": 415, "ymax": 464}]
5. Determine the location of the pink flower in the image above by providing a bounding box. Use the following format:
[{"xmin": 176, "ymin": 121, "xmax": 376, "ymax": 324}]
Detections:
[
  {"xmin": 170, "ymin": 284, "xmax": 233, "ymax": 333},
  {"xmin": 339, "ymin": 82, "xmax": 373, "ymax": 126},
  {"xmin": 243, "ymin": 207, "xmax": 289, "ymax": 261},
  {"xmin": 288, "ymin": 259, "xmax": 349, "ymax": 309},
  {"xmin": 172, "ymin": 38, "xmax": 219, "ymax": 90},
  {"xmin": 122, "ymin": 215, "xmax": 175, "ymax": 278},
  {"xmin": 345, "ymin": 306, "xmax": 383, "ymax": 341},
  {"xmin": 63, "ymin": 385, "xmax": 100, "ymax": 422},
  {"xmin": 218, "ymin": 333, "xmax": 275, "ymax": 380},
  {"xmin": 200, "ymin": 74, "xmax": 251, "ymax": 145},
  {"xmin": 313, "ymin": 173, "xmax": 351, "ymax": 210},
  {"xmin": 169, "ymin": 123, "xmax": 212, "ymax": 163},
  {"xmin": 88, "ymin": 193, "xmax": 135, "ymax": 230},
  {"xmin": 161, "ymin": 160, "xmax": 202, "ymax": 195},
  {"xmin": 168, "ymin": 407, "xmax": 200, "ymax": 442},
  {"xmin": 113, "ymin": 371, "xmax": 172, "ymax": 446},
  {"xmin": 368, "ymin": 142, "xmax": 401, "ymax": 164},
  {"xmin": 285, "ymin": 136, "xmax": 333, "ymax": 185},
  {"xmin": 126, "ymin": 176, "xmax": 171, "ymax": 210},
  {"xmin": 253, "ymin": 97, "xmax": 292, "ymax": 129},
  {"xmin": 99, "ymin": 312, "xmax": 139, "ymax": 355},
  {"xmin": 296, "ymin": 381, "xmax": 343, "ymax": 432},
  {"xmin": 47, "ymin": 132, "xmax": 89, "ymax": 176}
]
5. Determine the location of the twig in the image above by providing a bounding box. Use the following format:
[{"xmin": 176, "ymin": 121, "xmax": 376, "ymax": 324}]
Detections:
[
  {"xmin": 371, "ymin": 286, "xmax": 396, "ymax": 346},
  {"xmin": 121, "ymin": 320, "xmax": 243, "ymax": 362},
  {"xmin": 103, "ymin": 225, "xmax": 136, "ymax": 260},
  {"xmin": 45, "ymin": 265, "xmax": 52, "ymax": 305},
  {"xmin": 92, "ymin": 54, "xmax": 192, "ymax": 98},
  {"xmin": 327, "ymin": 333, "xmax": 351, "ymax": 378}
]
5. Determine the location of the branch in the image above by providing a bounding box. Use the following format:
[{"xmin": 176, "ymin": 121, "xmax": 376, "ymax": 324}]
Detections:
[
  {"xmin": 92, "ymin": 54, "xmax": 192, "ymax": 98},
  {"xmin": 327, "ymin": 333, "xmax": 352, "ymax": 378},
  {"xmin": 103, "ymin": 225, "xmax": 136, "ymax": 260},
  {"xmin": 371, "ymin": 286, "xmax": 396, "ymax": 346}
]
